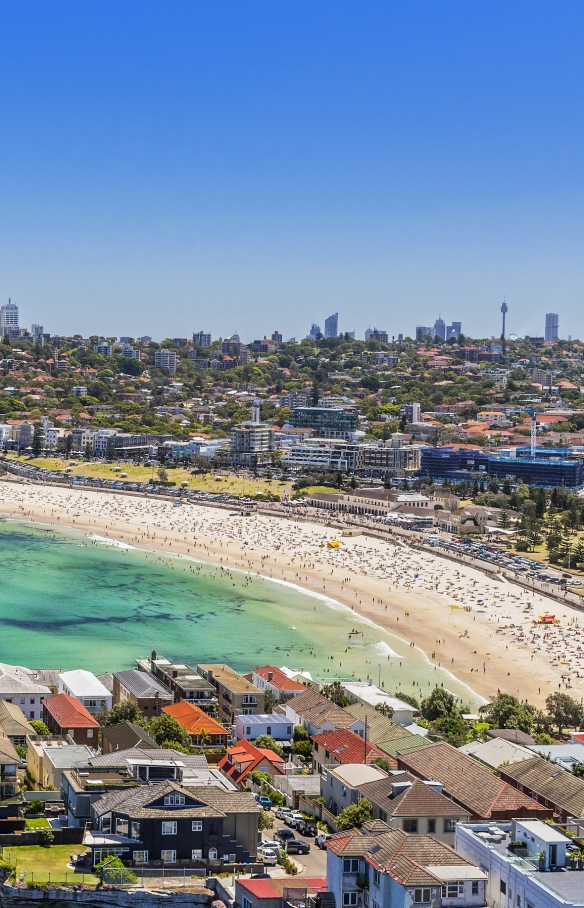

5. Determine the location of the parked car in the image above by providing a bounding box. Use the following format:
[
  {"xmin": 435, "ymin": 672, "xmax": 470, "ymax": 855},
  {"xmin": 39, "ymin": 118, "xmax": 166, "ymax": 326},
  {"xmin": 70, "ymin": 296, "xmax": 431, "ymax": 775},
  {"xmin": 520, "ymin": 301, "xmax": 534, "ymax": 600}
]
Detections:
[
  {"xmin": 275, "ymin": 806, "xmax": 293, "ymax": 820},
  {"xmin": 257, "ymin": 846, "xmax": 278, "ymax": 866},
  {"xmin": 257, "ymin": 796, "xmax": 273, "ymax": 811},
  {"xmin": 275, "ymin": 828, "xmax": 295, "ymax": 842},
  {"xmin": 297, "ymin": 818, "xmax": 317, "ymax": 836},
  {"xmin": 285, "ymin": 839, "xmax": 311, "ymax": 855},
  {"xmin": 286, "ymin": 812, "xmax": 304, "ymax": 827},
  {"xmin": 260, "ymin": 840, "xmax": 281, "ymax": 852},
  {"xmin": 316, "ymin": 833, "xmax": 332, "ymax": 849}
]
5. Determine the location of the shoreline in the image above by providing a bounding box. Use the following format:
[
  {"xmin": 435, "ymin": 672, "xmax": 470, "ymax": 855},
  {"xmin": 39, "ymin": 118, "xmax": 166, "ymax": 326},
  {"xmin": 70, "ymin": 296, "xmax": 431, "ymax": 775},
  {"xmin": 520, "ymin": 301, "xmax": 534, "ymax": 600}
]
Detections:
[{"xmin": 1, "ymin": 478, "xmax": 581, "ymax": 707}]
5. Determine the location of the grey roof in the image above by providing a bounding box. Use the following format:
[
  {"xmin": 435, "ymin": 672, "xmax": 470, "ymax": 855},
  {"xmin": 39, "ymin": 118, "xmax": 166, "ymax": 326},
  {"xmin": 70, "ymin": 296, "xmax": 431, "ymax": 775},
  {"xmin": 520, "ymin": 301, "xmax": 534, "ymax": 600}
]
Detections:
[
  {"xmin": 43, "ymin": 744, "xmax": 95, "ymax": 770},
  {"xmin": 93, "ymin": 779, "xmax": 259, "ymax": 820},
  {"xmin": 82, "ymin": 746, "xmax": 236, "ymax": 791},
  {"xmin": 0, "ymin": 732, "xmax": 20, "ymax": 764},
  {"xmin": 113, "ymin": 670, "xmax": 173, "ymax": 700},
  {"xmin": 97, "ymin": 673, "xmax": 114, "ymax": 693},
  {"xmin": 358, "ymin": 777, "xmax": 469, "ymax": 818},
  {"xmin": 31, "ymin": 669, "xmax": 65, "ymax": 692},
  {"xmin": 101, "ymin": 722, "xmax": 159, "ymax": 752},
  {"xmin": 459, "ymin": 738, "xmax": 535, "ymax": 770},
  {"xmin": 0, "ymin": 701, "xmax": 35, "ymax": 737},
  {"xmin": 344, "ymin": 702, "xmax": 412, "ymax": 745},
  {"xmin": 0, "ymin": 662, "xmax": 51, "ymax": 696},
  {"xmin": 486, "ymin": 728, "xmax": 535, "ymax": 746}
]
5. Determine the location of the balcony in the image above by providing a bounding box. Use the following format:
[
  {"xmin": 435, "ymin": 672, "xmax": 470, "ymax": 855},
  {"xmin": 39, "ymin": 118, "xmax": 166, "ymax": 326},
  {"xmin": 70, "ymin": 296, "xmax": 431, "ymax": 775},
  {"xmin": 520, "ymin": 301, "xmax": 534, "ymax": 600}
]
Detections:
[{"xmin": 356, "ymin": 875, "xmax": 369, "ymax": 890}]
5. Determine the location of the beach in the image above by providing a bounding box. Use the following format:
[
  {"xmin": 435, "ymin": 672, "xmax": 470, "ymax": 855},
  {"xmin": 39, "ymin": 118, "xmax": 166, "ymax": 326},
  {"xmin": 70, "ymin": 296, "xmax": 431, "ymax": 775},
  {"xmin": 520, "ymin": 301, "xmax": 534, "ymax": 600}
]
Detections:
[{"xmin": 0, "ymin": 477, "xmax": 581, "ymax": 707}]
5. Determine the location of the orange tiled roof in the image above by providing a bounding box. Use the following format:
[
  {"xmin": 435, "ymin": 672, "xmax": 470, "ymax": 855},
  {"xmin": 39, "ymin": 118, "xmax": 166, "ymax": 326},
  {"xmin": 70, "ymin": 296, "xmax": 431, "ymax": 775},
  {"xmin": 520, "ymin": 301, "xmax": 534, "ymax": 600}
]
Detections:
[{"xmin": 162, "ymin": 701, "xmax": 227, "ymax": 737}]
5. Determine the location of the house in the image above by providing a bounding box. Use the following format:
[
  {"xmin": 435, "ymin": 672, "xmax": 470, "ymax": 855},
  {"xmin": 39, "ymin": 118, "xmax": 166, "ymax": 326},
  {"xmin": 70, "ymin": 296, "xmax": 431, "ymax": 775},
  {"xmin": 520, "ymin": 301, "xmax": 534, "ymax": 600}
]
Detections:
[
  {"xmin": 162, "ymin": 701, "xmax": 228, "ymax": 748},
  {"xmin": 86, "ymin": 779, "xmax": 259, "ymax": 868},
  {"xmin": 456, "ymin": 819, "xmax": 583, "ymax": 908},
  {"xmin": 235, "ymin": 876, "xmax": 328, "ymax": 908},
  {"xmin": 42, "ymin": 693, "xmax": 100, "ymax": 747},
  {"xmin": 326, "ymin": 826, "xmax": 487, "ymax": 908},
  {"xmin": 396, "ymin": 742, "xmax": 552, "ymax": 822},
  {"xmin": 459, "ymin": 737, "xmax": 535, "ymax": 771},
  {"xmin": 320, "ymin": 763, "xmax": 386, "ymax": 815},
  {"xmin": 312, "ymin": 729, "xmax": 388, "ymax": 773},
  {"xmin": 485, "ymin": 727, "xmax": 536, "ymax": 746},
  {"xmin": 0, "ymin": 701, "xmax": 35, "ymax": 747},
  {"xmin": 271, "ymin": 773, "xmax": 322, "ymax": 810},
  {"xmin": 251, "ymin": 666, "xmax": 306, "ymax": 703},
  {"xmin": 343, "ymin": 701, "xmax": 414, "ymax": 747},
  {"xmin": 26, "ymin": 737, "xmax": 94, "ymax": 790},
  {"xmin": 341, "ymin": 682, "xmax": 418, "ymax": 727},
  {"xmin": 101, "ymin": 722, "xmax": 159, "ymax": 755},
  {"xmin": 112, "ymin": 669, "xmax": 173, "ymax": 718},
  {"xmin": 285, "ymin": 688, "xmax": 365, "ymax": 738},
  {"xmin": 58, "ymin": 670, "xmax": 112, "ymax": 714},
  {"xmin": 499, "ymin": 755, "xmax": 584, "ymax": 822},
  {"xmin": 136, "ymin": 654, "xmax": 218, "ymax": 715},
  {"xmin": 80, "ymin": 746, "xmax": 237, "ymax": 793},
  {"xmin": 235, "ymin": 713, "xmax": 294, "ymax": 743},
  {"xmin": 0, "ymin": 734, "xmax": 19, "ymax": 800},
  {"xmin": 0, "ymin": 662, "xmax": 51, "ymax": 721},
  {"xmin": 218, "ymin": 739, "xmax": 286, "ymax": 787},
  {"xmin": 356, "ymin": 773, "xmax": 470, "ymax": 845},
  {"xmin": 197, "ymin": 664, "xmax": 265, "ymax": 725}
]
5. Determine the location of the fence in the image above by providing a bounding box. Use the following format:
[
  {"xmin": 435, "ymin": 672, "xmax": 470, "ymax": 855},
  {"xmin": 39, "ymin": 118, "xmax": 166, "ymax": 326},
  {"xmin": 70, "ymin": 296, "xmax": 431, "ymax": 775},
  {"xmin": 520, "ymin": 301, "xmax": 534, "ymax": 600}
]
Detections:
[{"xmin": 102, "ymin": 865, "xmax": 261, "ymax": 888}]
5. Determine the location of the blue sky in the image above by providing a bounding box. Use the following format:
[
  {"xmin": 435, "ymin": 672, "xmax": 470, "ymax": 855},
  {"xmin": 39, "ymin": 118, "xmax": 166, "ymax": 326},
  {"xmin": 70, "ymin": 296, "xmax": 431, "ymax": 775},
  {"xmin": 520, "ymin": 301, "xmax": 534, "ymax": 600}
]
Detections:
[{"xmin": 1, "ymin": 1, "xmax": 583, "ymax": 341}]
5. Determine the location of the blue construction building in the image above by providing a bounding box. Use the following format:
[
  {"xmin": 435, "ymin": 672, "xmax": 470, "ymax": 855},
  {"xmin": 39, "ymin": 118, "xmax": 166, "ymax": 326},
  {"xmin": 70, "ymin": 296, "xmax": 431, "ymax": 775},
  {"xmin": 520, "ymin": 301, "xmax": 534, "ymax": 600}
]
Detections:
[{"xmin": 420, "ymin": 446, "xmax": 584, "ymax": 488}]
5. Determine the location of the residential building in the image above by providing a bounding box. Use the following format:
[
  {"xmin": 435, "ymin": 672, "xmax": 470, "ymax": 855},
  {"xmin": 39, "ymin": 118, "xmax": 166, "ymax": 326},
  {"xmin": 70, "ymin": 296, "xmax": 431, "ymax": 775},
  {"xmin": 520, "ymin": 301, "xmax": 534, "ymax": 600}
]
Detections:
[
  {"xmin": 236, "ymin": 877, "xmax": 328, "ymax": 908},
  {"xmin": 282, "ymin": 439, "xmax": 363, "ymax": 473},
  {"xmin": 545, "ymin": 312, "xmax": 559, "ymax": 343},
  {"xmin": 93, "ymin": 342, "xmax": 112, "ymax": 356},
  {"xmin": 396, "ymin": 742, "xmax": 551, "ymax": 821},
  {"xmin": 31, "ymin": 323, "xmax": 44, "ymax": 339},
  {"xmin": 86, "ymin": 779, "xmax": 259, "ymax": 868},
  {"xmin": 532, "ymin": 367, "xmax": 554, "ymax": 388},
  {"xmin": 82, "ymin": 746, "xmax": 236, "ymax": 792},
  {"xmin": 327, "ymin": 826, "xmax": 487, "ymax": 908},
  {"xmin": 320, "ymin": 763, "xmax": 386, "ymax": 815},
  {"xmin": 0, "ymin": 701, "xmax": 35, "ymax": 747},
  {"xmin": 499, "ymin": 755, "xmax": 584, "ymax": 822},
  {"xmin": 290, "ymin": 407, "xmax": 359, "ymax": 440},
  {"xmin": 251, "ymin": 666, "xmax": 306, "ymax": 703},
  {"xmin": 308, "ymin": 323, "xmax": 321, "ymax": 339},
  {"xmin": 343, "ymin": 701, "xmax": 414, "ymax": 748},
  {"xmin": 197, "ymin": 663, "xmax": 265, "ymax": 725},
  {"xmin": 312, "ymin": 729, "xmax": 387, "ymax": 773},
  {"xmin": 120, "ymin": 344, "xmax": 141, "ymax": 360},
  {"xmin": 456, "ymin": 819, "xmax": 583, "ymax": 908},
  {"xmin": 192, "ymin": 331, "xmax": 212, "ymax": 347},
  {"xmin": 26, "ymin": 737, "xmax": 94, "ymax": 789},
  {"xmin": 71, "ymin": 386, "xmax": 88, "ymax": 397},
  {"xmin": 58, "ymin": 669, "xmax": 112, "ymax": 713},
  {"xmin": 112, "ymin": 669, "xmax": 173, "ymax": 718},
  {"xmin": 271, "ymin": 331, "xmax": 283, "ymax": 344},
  {"xmin": 70, "ymin": 427, "xmax": 97, "ymax": 453},
  {"xmin": 136, "ymin": 654, "xmax": 218, "ymax": 714},
  {"xmin": 43, "ymin": 693, "xmax": 100, "ymax": 747},
  {"xmin": 361, "ymin": 438, "xmax": 422, "ymax": 479},
  {"xmin": 235, "ymin": 714, "xmax": 294, "ymax": 743},
  {"xmin": 154, "ymin": 349, "xmax": 177, "ymax": 375},
  {"xmin": 162, "ymin": 701, "xmax": 228, "ymax": 748},
  {"xmin": 101, "ymin": 722, "xmax": 159, "ymax": 755},
  {"xmin": 342, "ymin": 683, "xmax": 418, "ymax": 727},
  {"xmin": 284, "ymin": 688, "xmax": 365, "ymax": 738},
  {"xmin": 271, "ymin": 772, "xmax": 322, "ymax": 809},
  {"xmin": 230, "ymin": 424, "xmax": 275, "ymax": 467},
  {"xmin": 0, "ymin": 734, "xmax": 19, "ymax": 800},
  {"xmin": 458, "ymin": 737, "xmax": 535, "ymax": 771},
  {"xmin": 416, "ymin": 325, "xmax": 433, "ymax": 340},
  {"xmin": 0, "ymin": 299, "xmax": 19, "ymax": 335},
  {"xmin": 325, "ymin": 313, "xmax": 339, "ymax": 338},
  {"xmin": 0, "ymin": 662, "xmax": 52, "ymax": 721},
  {"xmin": 218, "ymin": 738, "xmax": 286, "ymax": 787},
  {"xmin": 356, "ymin": 773, "xmax": 470, "ymax": 845}
]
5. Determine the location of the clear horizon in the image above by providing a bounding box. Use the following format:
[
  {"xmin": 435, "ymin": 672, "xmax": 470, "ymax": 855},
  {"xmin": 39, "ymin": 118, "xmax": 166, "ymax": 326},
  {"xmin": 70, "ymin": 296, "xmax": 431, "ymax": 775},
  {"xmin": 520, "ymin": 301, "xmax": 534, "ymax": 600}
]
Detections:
[{"xmin": 1, "ymin": 2, "xmax": 583, "ymax": 341}]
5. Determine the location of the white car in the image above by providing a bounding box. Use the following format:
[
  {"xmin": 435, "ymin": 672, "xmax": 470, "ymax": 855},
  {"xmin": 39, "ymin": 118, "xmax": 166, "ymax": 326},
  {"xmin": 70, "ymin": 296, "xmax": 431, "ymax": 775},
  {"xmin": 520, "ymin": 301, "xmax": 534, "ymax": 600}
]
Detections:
[
  {"xmin": 286, "ymin": 812, "xmax": 304, "ymax": 828},
  {"xmin": 257, "ymin": 846, "xmax": 278, "ymax": 866},
  {"xmin": 275, "ymin": 807, "xmax": 293, "ymax": 820}
]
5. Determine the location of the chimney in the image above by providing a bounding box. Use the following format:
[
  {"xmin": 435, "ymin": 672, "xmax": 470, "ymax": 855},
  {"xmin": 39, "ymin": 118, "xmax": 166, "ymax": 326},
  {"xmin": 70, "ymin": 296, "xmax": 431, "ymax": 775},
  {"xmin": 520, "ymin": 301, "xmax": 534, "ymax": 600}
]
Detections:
[{"xmin": 267, "ymin": 671, "xmax": 273, "ymax": 682}]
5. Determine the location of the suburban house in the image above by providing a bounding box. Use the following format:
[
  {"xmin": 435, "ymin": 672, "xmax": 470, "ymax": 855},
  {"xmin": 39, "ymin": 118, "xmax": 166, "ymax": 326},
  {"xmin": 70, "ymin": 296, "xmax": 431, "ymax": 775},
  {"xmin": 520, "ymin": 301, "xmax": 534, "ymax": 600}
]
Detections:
[
  {"xmin": 58, "ymin": 669, "xmax": 112, "ymax": 713},
  {"xmin": 26, "ymin": 737, "xmax": 94, "ymax": 790},
  {"xmin": 84, "ymin": 746, "xmax": 237, "ymax": 791},
  {"xmin": 356, "ymin": 773, "xmax": 471, "ymax": 845},
  {"xmin": 112, "ymin": 669, "xmax": 173, "ymax": 718},
  {"xmin": 235, "ymin": 713, "xmax": 294, "ymax": 743},
  {"xmin": 235, "ymin": 876, "xmax": 328, "ymax": 908},
  {"xmin": 0, "ymin": 733, "xmax": 19, "ymax": 800},
  {"xmin": 285, "ymin": 688, "xmax": 365, "ymax": 738},
  {"xmin": 218, "ymin": 739, "xmax": 286, "ymax": 787},
  {"xmin": 320, "ymin": 763, "xmax": 386, "ymax": 815},
  {"xmin": 42, "ymin": 693, "xmax": 100, "ymax": 747},
  {"xmin": 198, "ymin": 664, "xmax": 265, "ymax": 725},
  {"xmin": 342, "ymin": 682, "xmax": 418, "ymax": 727},
  {"xmin": 0, "ymin": 701, "xmax": 35, "ymax": 747},
  {"xmin": 85, "ymin": 779, "xmax": 259, "ymax": 868},
  {"xmin": 499, "ymin": 755, "xmax": 584, "ymax": 822},
  {"xmin": 101, "ymin": 722, "xmax": 159, "ymax": 755},
  {"xmin": 459, "ymin": 737, "xmax": 535, "ymax": 771},
  {"xmin": 136, "ymin": 653, "xmax": 218, "ymax": 715},
  {"xmin": 0, "ymin": 662, "xmax": 51, "ymax": 721},
  {"xmin": 396, "ymin": 742, "xmax": 552, "ymax": 821},
  {"xmin": 312, "ymin": 729, "xmax": 388, "ymax": 773},
  {"xmin": 343, "ymin": 701, "xmax": 415, "ymax": 747},
  {"xmin": 326, "ymin": 826, "xmax": 487, "ymax": 908},
  {"xmin": 250, "ymin": 665, "xmax": 306, "ymax": 703},
  {"xmin": 162, "ymin": 701, "xmax": 228, "ymax": 748}
]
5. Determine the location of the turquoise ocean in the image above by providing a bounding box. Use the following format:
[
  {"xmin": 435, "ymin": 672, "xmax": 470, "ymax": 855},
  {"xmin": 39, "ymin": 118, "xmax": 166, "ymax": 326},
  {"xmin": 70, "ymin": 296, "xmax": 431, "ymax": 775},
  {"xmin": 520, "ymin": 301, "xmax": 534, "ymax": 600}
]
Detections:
[{"xmin": 0, "ymin": 520, "xmax": 483, "ymax": 708}]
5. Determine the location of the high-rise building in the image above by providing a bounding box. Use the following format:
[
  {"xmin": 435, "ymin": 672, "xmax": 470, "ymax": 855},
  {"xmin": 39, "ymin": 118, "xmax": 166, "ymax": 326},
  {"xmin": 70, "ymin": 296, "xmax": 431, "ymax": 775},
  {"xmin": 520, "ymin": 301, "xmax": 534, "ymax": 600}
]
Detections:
[
  {"xmin": 271, "ymin": 331, "xmax": 283, "ymax": 344},
  {"xmin": 0, "ymin": 299, "xmax": 19, "ymax": 335},
  {"xmin": 154, "ymin": 349, "xmax": 177, "ymax": 376},
  {"xmin": 415, "ymin": 326, "xmax": 433, "ymax": 341},
  {"xmin": 545, "ymin": 313, "xmax": 559, "ymax": 343},
  {"xmin": 446, "ymin": 321, "xmax": 462, "ymax": 341},
  {"xmin": 433, "ymin": 317, "xmax": 446, "ymax": 341},
  {"xmin": 370, "ymin": 328, "xmax": 388, "ymax": 344},
  {"xmin": 192, "ymin": 331, "xmax": 212, "ymax": 348},
  {"xmin": 31, "ymin": 324, "xmax": 44, "ymax": 339},
  {"xmin": 324, "ymin": 313, "xmax": 338, "ymax": 338},
  {"xmin": 307, "ymin": 323, "xmax": 321, "ymax": 339}
]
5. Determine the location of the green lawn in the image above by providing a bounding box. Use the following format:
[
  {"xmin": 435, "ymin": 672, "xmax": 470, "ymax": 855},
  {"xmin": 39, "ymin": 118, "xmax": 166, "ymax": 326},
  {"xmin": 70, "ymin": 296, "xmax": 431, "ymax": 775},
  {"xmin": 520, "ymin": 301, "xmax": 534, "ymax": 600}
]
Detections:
[
  {"xmin": 1, "ymin": 845, "xmax": 93, "ymax": 885},
  {"xmin": 24, "ymin": 818, "xmax": 50, "ymax": 829}
]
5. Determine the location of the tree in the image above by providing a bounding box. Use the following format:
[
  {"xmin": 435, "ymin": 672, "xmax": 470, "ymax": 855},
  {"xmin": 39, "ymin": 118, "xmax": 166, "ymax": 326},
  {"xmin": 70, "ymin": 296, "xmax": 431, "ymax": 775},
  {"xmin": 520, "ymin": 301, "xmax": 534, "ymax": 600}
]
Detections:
[
  {"xmin": 374, "ymin": 703, "xmax": 394, "ymax": 718},
  {"xmin": 254, "ymin": 735, "xmax": 284, "ymax": 757},
  {"xmin": 258, "ymin": 811, "xmax": 274, "ymax": 830},
  {"xmin": 292, "ymin": 739, "xmax": 313, "ymax": 762},
  {"xmin": 23, "ymin": 799, "xmax": 44, "ymax": 816},
  {"xmin": 293, "ymin": 725, "xmax": 310, "ymax": 742},
  {"xmin": 263, "ymin": 689, "xmax": 277, "ymax": 714},
  {"xmin": 30, "ymin": 720, "xmax": 50, "ymax": 736},
  {"xmin": 372, "ymin": 757, "xmax": 394, "ymax": 774},
  {"xmin": 106, "ymin": 441, "xmax": 116, "ymax": 462},
  {"xmin": 420, "ymin": 688, "xmax": 456, "ymax": 722},
  {"xmin": 101, "ymin": 701, "xmax": 143, "ymax": 727},
  {"xmin": 65, "ymin": 434, "xmax": 73, "ymax": 456},
  {"xmin": 545, "ymin": 693, "xmax": 583, "ymax": 735},
  {"xmin": 336, "ymin": 798, "xmax": 372, "ymax": 831},
  {"xmin": 479, "ymin": 693, "xmax": 535, "ymax": 734},
  {"xmin": 395, "ymin": 692, "xmax": 419, "ymax": 710},
  {"xmin": 429, "ymin": 715, "xmax": 468, "ymax": 747},
  {"xmin": 147, "ymin": 714, "xmax": 191, "ymax": 749},
  {"xmin": 31, "ymin": 424, "xmax": 43, "ymax": 457},
  {"xmin": 321, "ymin": 681, "xmax": 350, "ymax": 707},
  {"xmin": 157, "ymin": 467, "xmax": 169, "ymax": 483},
  {"xmin": 498, "ymin": 510, "xmax": 511, "ymax": 529}
]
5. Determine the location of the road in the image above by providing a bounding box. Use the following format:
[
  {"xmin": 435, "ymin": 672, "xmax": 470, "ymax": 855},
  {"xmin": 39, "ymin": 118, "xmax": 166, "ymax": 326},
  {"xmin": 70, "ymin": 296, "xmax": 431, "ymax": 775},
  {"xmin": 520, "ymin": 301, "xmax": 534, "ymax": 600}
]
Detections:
[{"xmin": 261, "ymin": 820, "xmax": 327, "ymax": 878}]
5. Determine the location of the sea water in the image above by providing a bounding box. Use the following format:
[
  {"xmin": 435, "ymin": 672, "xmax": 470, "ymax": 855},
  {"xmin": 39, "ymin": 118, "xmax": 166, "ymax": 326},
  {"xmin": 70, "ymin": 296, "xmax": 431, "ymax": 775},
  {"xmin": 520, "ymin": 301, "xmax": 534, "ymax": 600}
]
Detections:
[{"xmin": 0, "ymin": 520, "xmax": 483, "ymax": 708}]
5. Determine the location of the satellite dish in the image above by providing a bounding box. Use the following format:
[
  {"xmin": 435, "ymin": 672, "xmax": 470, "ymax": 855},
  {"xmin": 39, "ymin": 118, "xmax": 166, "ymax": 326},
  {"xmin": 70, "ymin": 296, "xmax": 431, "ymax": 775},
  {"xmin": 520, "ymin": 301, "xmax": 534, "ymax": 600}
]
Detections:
[{"xmin": 509, "ymin": 334, "xmax": 518, "ymax": 341}]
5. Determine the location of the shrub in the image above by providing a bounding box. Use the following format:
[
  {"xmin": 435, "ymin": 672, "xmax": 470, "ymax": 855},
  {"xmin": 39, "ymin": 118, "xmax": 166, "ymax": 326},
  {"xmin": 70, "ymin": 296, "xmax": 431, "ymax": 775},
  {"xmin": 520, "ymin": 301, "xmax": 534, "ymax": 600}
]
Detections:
[
  {"xmin": 23, "ymin": 799, "xmax": 44, "ymax": 816},
  {"xmin": 40, "ymin": 828, "xmax": 54, "ymax": 848}
]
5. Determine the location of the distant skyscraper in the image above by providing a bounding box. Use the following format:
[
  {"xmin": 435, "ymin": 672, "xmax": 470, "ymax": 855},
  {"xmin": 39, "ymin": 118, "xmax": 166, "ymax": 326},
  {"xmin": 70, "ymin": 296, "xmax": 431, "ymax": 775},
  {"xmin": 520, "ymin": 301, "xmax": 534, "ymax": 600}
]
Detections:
[
  {"xmin": 0, "ymin": 299, "xmax": 19, "ymax": 335},
  {"xmin": 31, "ymin": 324, "xmax": 44, "ymax": 339},
  {"xmin": 370, "ymin": 328, "xmax": 388, "ymax": 344},
  {"xmin": 415, "ymin": 326, "xmax": 432, "ymax": 341},
  {"xmin": 271, "ymin": 330, "xmax": 283, "ymax": 344},
  {"xmin": 193, "ymin": 331, "xmax": 212, "ymax": 347},
  {"xmin": 307, "ymin": 323, "xmax": 321, "ymax": 339},
  {"xmin": 365, "ymin": 327, "xmax": 373, "ymax": 341},
  {"xmin": 433, "ymin": 317, "xmax": 446, "ymax": 341},
  {"xmin": 324, "ymin": 313, "xmax": 338, "ymax": 338},
  {"xmin": 545, "ymin": 313, "xmax": 559, "ymax": 343},
  {"xmin": 446, "ymin": 321, "xmax": 462, "ymax": 341}
]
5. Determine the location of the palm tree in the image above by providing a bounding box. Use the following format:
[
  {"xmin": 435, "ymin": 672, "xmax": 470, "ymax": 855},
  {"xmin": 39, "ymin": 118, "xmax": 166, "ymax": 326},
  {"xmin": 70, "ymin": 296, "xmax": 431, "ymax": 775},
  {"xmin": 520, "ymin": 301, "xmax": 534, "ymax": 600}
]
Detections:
[{"xmin": 198, "ymin": 730, "xmax": 212, "ymax": 748}]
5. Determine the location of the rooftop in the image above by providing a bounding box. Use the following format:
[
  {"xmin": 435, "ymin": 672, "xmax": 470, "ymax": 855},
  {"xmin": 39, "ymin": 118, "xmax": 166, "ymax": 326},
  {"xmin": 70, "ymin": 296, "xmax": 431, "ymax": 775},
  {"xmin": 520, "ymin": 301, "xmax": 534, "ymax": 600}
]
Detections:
[
  {"xmin": 43, "ymin": 694, "xmax": 100, "ymax": 729},
  {"xmin": 235, "ymin": 713, "xmax": 292, "ymax": 725},
  {"xmin": 113, "ymin": 669, "xmax": 174, "ymax": 700},
  {"xmin": 59, "ymin": 669, "xmax": 111, "ymax": 698},
  {"xmin": 198, "ymin": 663, "xmax": 262, "ymax": 695}
]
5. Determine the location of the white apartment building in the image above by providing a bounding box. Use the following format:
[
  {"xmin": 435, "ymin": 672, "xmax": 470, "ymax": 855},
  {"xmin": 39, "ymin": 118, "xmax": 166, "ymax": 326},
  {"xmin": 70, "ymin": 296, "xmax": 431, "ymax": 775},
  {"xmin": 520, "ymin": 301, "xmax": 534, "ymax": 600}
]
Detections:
[
  {"xmin": 58, "ymin": 670, "xmax": 112, "ymax": 713},
  {"xmin": 70, "ymin": 427, "xmax": 97, "ymax": 453},
  {"xmin": 154, "ymin": 349, "xmax": 177, "ymax": 375},
  {"xmin": 0, "ymin": 300, "xmax": 19, "ymax": 333},
  {"xmin": 281, "ymin": 439, "xmax": 363, "ymax": 473},
  {"xmin": 0, "ymin": 663, "xmax": 52, "ymax": 722}
]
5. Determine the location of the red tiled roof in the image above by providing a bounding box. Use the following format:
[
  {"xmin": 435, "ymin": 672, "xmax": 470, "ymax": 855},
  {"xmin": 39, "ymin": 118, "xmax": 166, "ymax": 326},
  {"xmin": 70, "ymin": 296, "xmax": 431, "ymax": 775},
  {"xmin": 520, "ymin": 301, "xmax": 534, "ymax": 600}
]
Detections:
[
  {"xmin": 43, "ymin": 694, "xmax": 99, "ymax": 729},
  {"xmin": 312, "ymin": 729, "xmax": 386, "ymax": 765},
  {"xmin": 218, "ymin": 738, "xmax": 285, "ymax": 785},
  {"xmin": 162, "ymin": 701, "xmax": 227, "ymax": 737},
  {"xmin": 253, "ymin": 665, "xmax": 306, "ymax": 692}
]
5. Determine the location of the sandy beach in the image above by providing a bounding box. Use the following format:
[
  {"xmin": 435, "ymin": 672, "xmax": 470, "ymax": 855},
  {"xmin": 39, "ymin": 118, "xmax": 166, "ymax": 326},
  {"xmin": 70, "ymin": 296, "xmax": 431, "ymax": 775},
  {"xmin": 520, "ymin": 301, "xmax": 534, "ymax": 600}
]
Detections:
[{"xmin": 1, "ymin": 477, "xmax": 581, "ymax": 708}]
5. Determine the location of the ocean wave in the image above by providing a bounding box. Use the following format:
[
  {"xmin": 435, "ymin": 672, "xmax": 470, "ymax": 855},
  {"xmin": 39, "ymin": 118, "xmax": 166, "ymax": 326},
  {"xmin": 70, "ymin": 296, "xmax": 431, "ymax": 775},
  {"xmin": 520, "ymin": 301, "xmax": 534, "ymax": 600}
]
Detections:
[
  {"xmin": 372, "ymin": 640, "xmax": 403, "ymax": 659},
  {"xmin": 89, "ymin": 534, "xmax": 135, "ymax": 550}
]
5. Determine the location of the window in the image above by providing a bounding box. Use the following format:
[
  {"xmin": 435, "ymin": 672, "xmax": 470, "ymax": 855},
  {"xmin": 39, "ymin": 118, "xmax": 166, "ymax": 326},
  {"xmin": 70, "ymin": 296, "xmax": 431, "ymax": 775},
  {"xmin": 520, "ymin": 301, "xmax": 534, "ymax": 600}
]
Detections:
[
  {"xmin": 115, "ymin": 818, "xmax": 128, "ymax": 836},
  {"xmin": 164, "ymin": 794, "xmax": 185, "ymax": 806},
  {"xmin": 30, "ymin": 698, "xmax": 35, "ymax": 705},
  {"xmin": 444, "ymin": 819, "xmax": 456, "ymax": 833},
  {"xmin": 20, "ymin": 696, "xmax": 25, "ymax": 704},
  {"xmin": 500, "ymin": 881, "xmax": 507, "ymax": 895},
  {"xmin": 87, "ymin": 729, "xmax": 94, "ymax": 739},
  {"xmin": 192, "ymin": 849, "xmax": 203, "ymax": 861},
  {"xmin": 472, "ymin": 882, "xmax": 479, "ymax": 896},
  {"xmin": 287, "ymin": 726, "xmax": 292, "ymax": 734},
  {"xmin": 101, "ymin": 815, "xmax": 111, "ymax": 833},
  {"xmin": 162, "ymin": 821, "xmax": 177, "ymax": 835},
  {"xmin": 266, "ymin": 727, "xmax": 272, "ymax": 735},
  {"xmin": 192, "ymin": 821, "xmax": 203, "ymax": 832},
  {"xmin": 29, "ymin": 712, "xmax": 35, "ymax": 720},
  {"xmin": 209, "ymin": 848, "xmax": 218, "ymax": 860},
  {"xmin": 229, "ymin": 854, "xmax": 235, "ymax": 863},
  {"xmin": 413, "ymin": 891, "xmax": 431, "ymax": 904},
  {"xmin": 403, "ymin": 819, "xmax": 418, "ymax": 833},
  {"xmin": 516, "ymin": 896, "xmax": 521, "ymax": 907},
  {"xmin": 242, "ymin": 898, "xmax": 253, "ymax": 908},
  {"xmin": 161, "ymin": 850, "xmax": 176, "ymax": 864},
  {"xmin": 342, "ymin": 894, "xmax": 358, "ymax": 906},
  {"xmin": 373, "ymin": 869, "xmax": 381, "ymax": 887},
  {"xmin": 444, "ymin": 883, "xmax": 463, "ymax": 898},
  {"xmin": 427, "ymin": 819, "xmax": 436, "ymax": 834},
  {"xmin": 344, "ymin": 859, "xmax": 360, "ymax": 873},
  {"xmin": 246, "ymin": 727, "xmax": 251, "ymax": 735},
  {"xmin": 131, "ymin": 822, "xmax": 140, "ymax": 840},
  {"xmin": 133, "ymin": 851, "xmax": 148, "ymax": 864}
]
